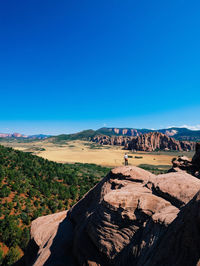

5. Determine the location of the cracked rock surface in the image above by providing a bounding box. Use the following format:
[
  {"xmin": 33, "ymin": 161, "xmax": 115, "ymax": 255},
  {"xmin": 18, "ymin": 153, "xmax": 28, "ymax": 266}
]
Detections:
[{"xmin": 20, "ymin": 166, "xmax": 200, "ymax": 266}]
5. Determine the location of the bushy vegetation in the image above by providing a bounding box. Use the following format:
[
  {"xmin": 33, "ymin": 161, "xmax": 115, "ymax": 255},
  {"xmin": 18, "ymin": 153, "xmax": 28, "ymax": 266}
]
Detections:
[{"xmin": 0, "ymin": 145, "xmax": 110, "ymax": 265}]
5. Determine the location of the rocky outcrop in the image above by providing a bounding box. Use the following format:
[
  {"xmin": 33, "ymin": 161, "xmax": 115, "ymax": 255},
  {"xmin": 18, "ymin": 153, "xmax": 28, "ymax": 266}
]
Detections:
[
  {"xmin": 110, "ymin": 128, "xmax": 140, "ymax": 136},
  {"xmin": 169, "ymin": 142, "xmax": 200, "ymax": 178},
  {"xmin": 92, "ymin": 132, "xmax": 195, "ymax": 151},
  {"xmin": 144, "ymin": 190, "xmax": 200, "ymax": 266},
  {"xmin": 20, "ymin": 166, "xmax": 200, "ymax": 266},
  {"xmin": 97, "ymin": 128, "xmax": 141, "ymax": 136},
  {"xmin": 127, "ymin": 132, "xmax": 195, "ymax": 151},
  {"xmin": 91, "ymin": 135, "xmax": 133, "ymax": 148},
  {"xmin": 97, "ymin": 127, "xmax": 200, "ymax": 141}
]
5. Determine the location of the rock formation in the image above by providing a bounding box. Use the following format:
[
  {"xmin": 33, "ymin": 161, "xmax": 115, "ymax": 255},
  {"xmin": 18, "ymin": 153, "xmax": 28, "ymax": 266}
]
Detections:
[
  {"xmin": 169, "ymin": 142, "xmax": 200, "ymax": 178},
  {"xmin": 97, "ymin": 127, "xmax": 200, "ymax": 141},
  {"xmin": 109, "ymin": 128, "xmax": 140, "ymax": 136},
  {"xmin": 91, "ymin": 135, "xmax": 133, "ymax": 148},
  {"xmin": 92, "ymin": 132, "xmax": 195, "ymax": 151},
  {"xmin": 127, "ymin": 132, "xmax": 195, "ymax": 151},
  {"xmin": 19, "ymin": 166, "xmax": 200, "ymax": 266}
]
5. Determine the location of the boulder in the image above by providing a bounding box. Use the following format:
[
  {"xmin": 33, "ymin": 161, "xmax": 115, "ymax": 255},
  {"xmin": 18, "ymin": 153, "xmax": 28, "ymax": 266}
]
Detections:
[
  {"xmin": 144, "ymin": 191, "xmax": 200, "ymax": 266},
  {"xmin": 20, "ymin": 166, "xmax": 200, "ymax": 266},
  {"xmin": 169, "ymin": 142, "xmax": 200, "ymax": 178}
]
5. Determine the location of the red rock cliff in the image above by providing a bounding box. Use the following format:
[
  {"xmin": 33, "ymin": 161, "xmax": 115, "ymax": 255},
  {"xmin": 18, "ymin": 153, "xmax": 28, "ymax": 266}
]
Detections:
[{"xmin": 91, "ymin": 132, "xmax": 195, "ymax": 151}]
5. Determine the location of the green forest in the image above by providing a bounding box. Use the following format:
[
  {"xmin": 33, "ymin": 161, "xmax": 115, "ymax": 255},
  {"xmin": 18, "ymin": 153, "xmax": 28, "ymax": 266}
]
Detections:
[{"xmin": 0, "ymin": 145, "xmax": 110, "ymax": 265}]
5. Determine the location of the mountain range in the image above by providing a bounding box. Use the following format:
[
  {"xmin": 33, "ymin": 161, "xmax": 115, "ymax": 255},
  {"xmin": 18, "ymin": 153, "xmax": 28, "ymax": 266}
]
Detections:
[
  {"xmin": 1, "ymin": 127, "xmax": 200, "ymax": 142},
  {"xmin": 50, "ymin": 127, "xmax": 200, "ymax": 143},
  {"xmin": 96, "ymin": 127, "xmax": 200, "ymax": 141},
  {"xmin": 0, "ymin": 133, "xmax": 51, "ymax": 139}
]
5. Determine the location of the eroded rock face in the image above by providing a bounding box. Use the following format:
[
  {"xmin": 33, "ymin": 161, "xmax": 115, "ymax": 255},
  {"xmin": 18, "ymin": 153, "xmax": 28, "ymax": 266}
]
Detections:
[
  {"xmin": 20, "ymin": 166, "xmax": 200, "ymax": 266},
  {"xmin": 144, "ymin": 191, "xmax": 200, "ymax": 266},
  {"xmin": 169, "ymin": 142, "xmax": 200, "ymax": 178},
  {"xmin": 91, "ymin": 135, "xmax": 133, "ymax": 148},
  {"xmin": 91, "ymin": 132, "xmax": 195, "ymax": 151},
  {"xmin": 105, "ymin": 128, "xmax": 140, "ymax": 137},
  {"xmin": 127, "ymin": 132, "xmax": 195, "ymax": 151}
]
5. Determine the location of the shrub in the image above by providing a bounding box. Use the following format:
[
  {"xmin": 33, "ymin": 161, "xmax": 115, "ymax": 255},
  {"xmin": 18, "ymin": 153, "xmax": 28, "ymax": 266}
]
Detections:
[{"xmin": 3, "ymin": 247, "xmax": 20, "ymax": 265}]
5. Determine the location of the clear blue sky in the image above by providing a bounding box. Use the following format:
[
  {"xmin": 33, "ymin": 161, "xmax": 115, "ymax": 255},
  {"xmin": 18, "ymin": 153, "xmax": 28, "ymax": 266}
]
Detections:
[{"xmin": 0, "ymin": 0, "xmax": 200, "ymax": 134}]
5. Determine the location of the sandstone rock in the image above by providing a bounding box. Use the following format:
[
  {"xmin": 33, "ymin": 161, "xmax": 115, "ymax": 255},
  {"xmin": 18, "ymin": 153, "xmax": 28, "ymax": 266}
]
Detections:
[
  {"xmin": 150, "ymin": 172, "xmax": 200, "ymax": 207},
  {"xmin": 91, "ymin": 132, "xmax": 195, "ymax": 151},
  {"xmin": 18, "ymin": 211, "xmax": 75, "ymax": 266},
  {"xmin": 91, "ymin": 135, "xmax": 133, "ymax": 147},
  {"xmin": 110, "ymin": 128, "xmax": 140, "ymax": 136},
  {"xmin": 127, "ymin": 132, "xmax": 195, "ymax": 152},
  {"xmin": 169, "ymin": 142, "xmax": 200, "ymax": 178},
  {"xmin": 144, "ymin": 191, "xmax": 200, "ymax": 266},
  {"xmin": 20, "ymin": 166, "xmax": 200, "ymax": 265},
  {"xmin": 192, "ymin": 142, "xmax": 200, "ymax": 167},
  {"xmin": 110, "ymin": 166, "xmax": 154, "ymax": 182}
]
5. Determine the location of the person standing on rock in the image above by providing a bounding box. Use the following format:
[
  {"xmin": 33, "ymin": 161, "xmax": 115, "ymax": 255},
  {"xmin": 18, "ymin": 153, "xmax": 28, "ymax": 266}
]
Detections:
[{"xmin": 124, "ymin": 153, "xmax": 128, "ymax": 166}]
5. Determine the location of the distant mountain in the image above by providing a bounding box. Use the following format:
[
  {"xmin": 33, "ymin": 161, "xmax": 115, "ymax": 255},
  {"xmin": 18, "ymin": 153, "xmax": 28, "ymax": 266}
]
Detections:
[
  {"xmin": 0, "ymin": 132, "xmax": 51, "ymax": 140},
  {"xmin": 158, "ymin": 127, "xmax": 200, "ymax": 141},
  {"xmin": 49, "ymin": 130, "xmax": 96, "ymax": 143},
  {"xmin": 1, "ymin": 127, "xmax": 200, "ymax": 142},
  {"xmin": 28, "ymin": 134, "xmax": 52, "ymax": 139},
  {"xmin": 96, "ymin": 127, "xmax": 152, "ymax": 136},
  {"xmin": 0, "ymin": 132, "xmax": 28, "ymax": 138},
  {"xmin": 47, "ymin": 127, "xmax": 200, "ymax": 144}
]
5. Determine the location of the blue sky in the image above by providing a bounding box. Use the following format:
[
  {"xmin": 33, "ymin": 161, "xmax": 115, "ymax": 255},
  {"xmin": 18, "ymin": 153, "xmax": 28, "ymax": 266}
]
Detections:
[{"xmin": 0, "ymin": 0, "xmax": 200, "ymax": 134}]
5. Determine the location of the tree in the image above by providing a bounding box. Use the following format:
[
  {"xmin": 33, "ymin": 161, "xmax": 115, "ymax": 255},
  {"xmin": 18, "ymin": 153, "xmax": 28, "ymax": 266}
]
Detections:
[
  {"xmin": 0, "ymin": 185, "xmax": 11, "ymax": 197},
  {"xmin": 0, "ymin": 246, "xmax": 4, "ymax": 265},
  {"xmin": 20, "ymin": 227, "xmax": 30, "ymax": 251},
  {"xmin": 3, "ymin": 247, "xmax": 20, "ymax": 265},
  {"xmin": 0, "ymin": 166, "xmax": 5, "ymax": 182}
]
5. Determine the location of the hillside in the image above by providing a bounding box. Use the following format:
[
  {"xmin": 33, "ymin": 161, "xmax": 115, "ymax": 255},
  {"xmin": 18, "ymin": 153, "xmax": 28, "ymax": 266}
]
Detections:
[
  {"xmin": 164, "ymin": 127, "xmax": 200, "ymax": 141},
  {"xmin": 49, "ymin": 129, "xmax": 97, "ymax": 143},
  {"xmin": 0, "ymin": 145, "xmax": 110, "ymax": 265}
]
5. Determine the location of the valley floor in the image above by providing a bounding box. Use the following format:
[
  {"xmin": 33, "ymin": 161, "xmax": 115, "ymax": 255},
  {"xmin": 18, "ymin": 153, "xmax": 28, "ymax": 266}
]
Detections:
[{"xmin": 1, "ymin": 140, "xmax": 195, "ymax": 170}]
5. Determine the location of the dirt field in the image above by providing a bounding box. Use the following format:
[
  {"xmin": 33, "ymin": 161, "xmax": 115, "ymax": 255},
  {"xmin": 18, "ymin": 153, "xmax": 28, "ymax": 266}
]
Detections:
[{"xmin": 1, "ymin": 140, "xmax": 195, "ymax": 169}]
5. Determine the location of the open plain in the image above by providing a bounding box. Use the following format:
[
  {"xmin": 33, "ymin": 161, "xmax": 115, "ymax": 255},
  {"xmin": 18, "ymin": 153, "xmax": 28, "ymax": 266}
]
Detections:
[{"xmin": 1, "ymin": 139, "xmax": 195, "ymax": 170}]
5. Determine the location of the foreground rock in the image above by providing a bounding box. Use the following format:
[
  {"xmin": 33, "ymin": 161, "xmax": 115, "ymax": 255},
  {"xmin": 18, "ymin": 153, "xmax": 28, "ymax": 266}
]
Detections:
[
  {"xmin": 169, "ymin": 142, "xmax": 200, "ymax": 178},
  {"xmin": 92, "ymin": 132, "xmax": 195, "ymax": 151},
  {"xmin": 19, "ymin": 166, "xmax": 200, "ymax": 266}
]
